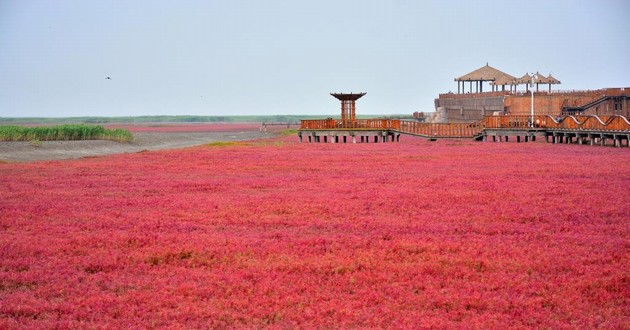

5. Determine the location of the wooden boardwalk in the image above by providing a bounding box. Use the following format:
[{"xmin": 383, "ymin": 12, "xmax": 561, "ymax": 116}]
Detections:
[{"xmin": 298, "ymin": 115, "xmax": 630, "ymax": 147}]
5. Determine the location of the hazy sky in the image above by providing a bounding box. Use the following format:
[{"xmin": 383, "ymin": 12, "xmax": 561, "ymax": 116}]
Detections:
[{"xmin": 1, "ymin": 0, "xmax": 628, "ymax": 117}]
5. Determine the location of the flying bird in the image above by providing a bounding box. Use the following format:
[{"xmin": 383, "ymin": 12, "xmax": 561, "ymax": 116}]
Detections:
[{"xmin": 106, "ymin": 76, "xmax": 112, "ymax": 80}]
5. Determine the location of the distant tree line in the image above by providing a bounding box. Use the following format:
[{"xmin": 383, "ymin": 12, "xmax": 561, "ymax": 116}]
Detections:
[
  {"xmin": 0, "ymin": 114, "xmax": 407, "ymax": 125},
  {"xmin": 0, "ymin": 115, "xmax": 326, "ymax": 125}
]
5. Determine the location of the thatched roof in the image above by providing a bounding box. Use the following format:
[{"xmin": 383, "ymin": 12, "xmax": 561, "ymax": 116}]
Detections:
[
  {"xmin": 490, "ymin": 73, "xmax": 518, "ymax": 86},
  {"xmin": 514, "ymin": 72, "xmax": 562, "ymax": 89},
  {"xmin": 535, "ymin": 72, "xmax": 550, "ymax": 84},
  {"xmin": 516, "ymin": 73, "xmax": 532, "ymax": 85},
  {"xmin": 455, "ymin": 63, "xmax": 515, "ymax": 82},
  {"xmin": 546, "ymin": 74, "xmax": 561, "ymax": 84},
  {"xmin": 516, "ymin": 72, "xmax": 549, "ymax": 85}
]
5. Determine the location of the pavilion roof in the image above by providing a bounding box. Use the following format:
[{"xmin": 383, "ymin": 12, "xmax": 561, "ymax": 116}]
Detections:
[
  {"xmin": 490, "ymin": 73, "xmax": 518, "ymax": 86},
  {"xmin": 516, "ymin": 73, "xmax": 532, "ymax": 85},
  {"xmin": 534, "ymin": 72, "xmax": 550, "ymax": 84},
  {"xmin": 516, "ymin": 73, "xmax": 548, "ymax": 85},
  {"xmin": 547, "ymin": 74, "xmax": 561, "ymax": 84},
  {"xmin": 514, "ymin": 72, "xmax": 562, "ymax": 86},
  {"xmin": 455, "ymin": 63, "xmax": 515, "ymax": 82},
  {"xmin": 330, "ymin": 92, "xmax": 366, "ymax": 101}
]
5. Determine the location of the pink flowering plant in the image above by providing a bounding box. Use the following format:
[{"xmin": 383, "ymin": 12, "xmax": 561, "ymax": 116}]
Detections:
[{"xmin": 1, "ymin": 135, "xmax": 629, "ymax": 328}]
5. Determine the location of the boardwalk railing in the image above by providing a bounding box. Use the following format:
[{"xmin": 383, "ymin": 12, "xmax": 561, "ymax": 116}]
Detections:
[
  {"xmin": 398, "ymin": 121, "xmax": 484, "ymax": 138},
  {"xmin": 300, "ymin": 119, "xmax": 400, "ymax": 130},
  {"xmin": 300, "ymin": 115, "xmax": 630, "ymax": 138},
  {"xmin": 484, "ymin": 115, "xmax": 630, "ymax": 131}
]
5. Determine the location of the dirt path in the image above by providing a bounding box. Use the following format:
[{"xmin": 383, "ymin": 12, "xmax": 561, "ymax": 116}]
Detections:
[{"xmin": 0, "ymin": 131, "xmax": 270, "ymax": 162}]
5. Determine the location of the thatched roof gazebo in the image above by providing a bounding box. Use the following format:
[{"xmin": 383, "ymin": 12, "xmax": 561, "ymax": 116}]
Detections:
[
  {"xmin": 515, "ymin": 73, "xmax": 534, "ymax": 92},
  {"xmin": 515, "ymin": 72, "xmax": 561, "ymax": 92},
  {"xmin": 490, "ymin": 73, "xmax": 519, "ymax": 92},
  {"xmin": 516, "ymin": 73, "xmax": 532, "ymax": 83},
  {"xmin": 534, "ymin": 73, "xmax": 562, "ymax": 92},
  {"xmin": 455, "ymin": 65, "xmax": 561, "ymax": 94},
  {"xmin": 455, "ymin": 63, "xmax": 515, "ymax": 94},
  {"xmin": 534, "ymin": 72, "xmax": 549, "ymax": 92},
  {"xmin": 545, "ymin": 74, "xmax": 561, "ymax": 92}
]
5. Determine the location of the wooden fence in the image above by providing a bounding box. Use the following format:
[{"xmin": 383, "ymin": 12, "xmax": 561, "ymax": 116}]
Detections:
[
  {"xmin": 398, "ymin": 121, "xmax": 483, "ymax": 138},
  {"xmin": 299, "ymin": 119, "xmax": 400, "ymax": 130},
  {"xmin": 484, "ymin": 115, "xmax": 630, "ymax": 131},
  {"xmin": 300, "ymin": 115, "xmax": 630, "ymax": 138}
]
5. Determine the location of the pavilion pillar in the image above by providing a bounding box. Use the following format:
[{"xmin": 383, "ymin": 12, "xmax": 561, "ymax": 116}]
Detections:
[
  {"xmin": 458, "ymin": 81, "xmax": 460, "ymax": 94},
  {"xmin": 331, "ymin": 92, "xmax": 364, "ymax": 129},
  {"xmin": 351, "ymin": 99, "xmax": 356, "ymax": 127}
]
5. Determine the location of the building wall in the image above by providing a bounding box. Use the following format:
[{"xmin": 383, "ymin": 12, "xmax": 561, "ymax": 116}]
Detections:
[
  {"xmin": 504, "ymin": 92, "xmax": 604, "ymax": 116},
  {"xmin": 435, "ymin": 88, "xmax": 630, "ymax": 121},
  {"xmin": 434, "ymin": 95, "xmax": 505, "ymax": 122},
  {"xmin": 581, "ymin": 97, "xmax": 629, "ymax": 117}
]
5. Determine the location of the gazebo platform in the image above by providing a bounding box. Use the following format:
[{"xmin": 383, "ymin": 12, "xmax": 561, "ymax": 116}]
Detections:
[{"xmin": 298, "ymin": 129, "xmax": 400, "ymax": 143}]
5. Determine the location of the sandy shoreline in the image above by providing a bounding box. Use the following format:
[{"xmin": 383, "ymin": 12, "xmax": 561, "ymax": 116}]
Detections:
[{"xmin": 0, "ymin": 130, "xmax": 270, "ymax": 163}]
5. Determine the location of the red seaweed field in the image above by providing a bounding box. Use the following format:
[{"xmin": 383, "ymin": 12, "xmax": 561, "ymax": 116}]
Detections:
[{"xmin": 1, "ymin": 136, "xmax": 629, "ymax": 328}]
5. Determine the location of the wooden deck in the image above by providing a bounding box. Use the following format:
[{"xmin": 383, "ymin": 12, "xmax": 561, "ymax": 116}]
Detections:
[{"xmin": 298, "ymin": 115, "xmax": 630, "ymax": 147}]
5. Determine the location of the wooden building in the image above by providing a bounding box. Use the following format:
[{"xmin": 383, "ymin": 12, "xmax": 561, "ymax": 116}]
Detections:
[{"xmin": 433, "ymin": 64, "xmax": 629, "ymax": 122}]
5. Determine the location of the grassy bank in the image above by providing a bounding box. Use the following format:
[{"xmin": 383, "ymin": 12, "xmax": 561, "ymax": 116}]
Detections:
[{"xmin": 0, "ymin": 124, "xmax": 133, "ymax": 142}]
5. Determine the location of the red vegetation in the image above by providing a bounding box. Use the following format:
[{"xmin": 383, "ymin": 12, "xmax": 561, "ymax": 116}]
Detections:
[
  {"xmin": 104, "ymin": 123, "xmax": 261, "ymax": 132},
  {"xmin": 1, "ymin": 136, "xmax": 629, "ymax": 328}
]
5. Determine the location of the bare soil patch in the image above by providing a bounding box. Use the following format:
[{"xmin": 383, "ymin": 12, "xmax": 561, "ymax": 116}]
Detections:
[{"xmin": 0, "ymin": 130, "xmax": 270, "ymax": 162}]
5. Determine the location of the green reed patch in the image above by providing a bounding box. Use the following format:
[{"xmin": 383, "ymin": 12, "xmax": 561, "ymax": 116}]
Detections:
[
  {"xmin": 278, "ymin": 129, "xmax": 298, "ymax": 136},
  {"xmin": 0, "ymin": 125, "xmax": 133, "ymax": 142},
  {"xmin": 206, "ymin": 141, "xmax": 239, "ymax": 147}
]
